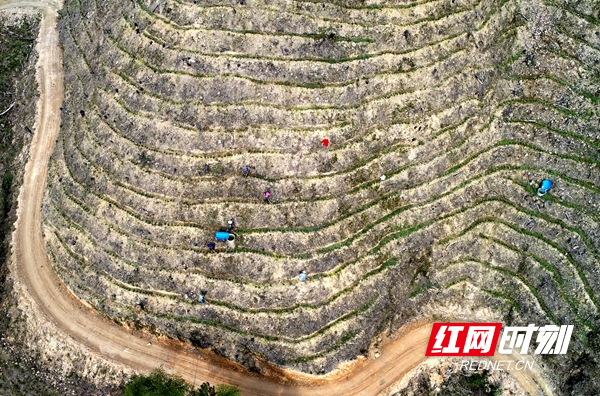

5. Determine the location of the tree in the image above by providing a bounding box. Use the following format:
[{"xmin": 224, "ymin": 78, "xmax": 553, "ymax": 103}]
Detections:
[
  {"xmin": 122, "ymin": 369, "xmax": 240, "ymax": 396},
  {"xmin": 189, "ymin": 382, "xmax": 216, "ymax": 396},
  {"xmin": 123, "ymin": 369, "xmax": 188, "ymax": 396}
]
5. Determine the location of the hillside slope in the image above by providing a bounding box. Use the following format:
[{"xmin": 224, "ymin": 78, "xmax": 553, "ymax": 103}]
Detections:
[{"xmin": 43, "ymin": 0, "xmax": 599, "ymax": 388}]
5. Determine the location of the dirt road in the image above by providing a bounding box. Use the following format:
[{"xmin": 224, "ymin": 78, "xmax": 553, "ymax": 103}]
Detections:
[{"xmin": 6, "ymin": 1, "xmax": 551, "ymax": 394}]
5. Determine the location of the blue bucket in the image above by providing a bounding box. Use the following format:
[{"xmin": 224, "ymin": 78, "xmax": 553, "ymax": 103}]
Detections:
[
  {"xmin": 541, "ymin": 179, "xmax": 553, "ymax": 191},
  {"xmin": 537, "ymin": 179, "xmax": 553, "ymax": 196},
  {"xmin": 215, "ymin": 231, "xmax": 230, "ymax": 241}
]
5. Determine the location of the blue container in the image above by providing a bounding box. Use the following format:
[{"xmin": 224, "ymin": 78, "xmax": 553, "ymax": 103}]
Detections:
[
  {"xmin": 537, "ymin": 179, "xmax": 553, "ymax": 196},
  {"xmin": 215, "ymin": 231, "xmax": 230, "ymax": 241},
  {"xmin": 541, "ymin": 179, "xmax": 553, "ymax": 191}
]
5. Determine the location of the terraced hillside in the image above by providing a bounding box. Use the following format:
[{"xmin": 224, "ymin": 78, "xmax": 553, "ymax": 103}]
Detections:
[{"xmin": 43, "ymin": 0, "xmax": 599, "ymax": 379}]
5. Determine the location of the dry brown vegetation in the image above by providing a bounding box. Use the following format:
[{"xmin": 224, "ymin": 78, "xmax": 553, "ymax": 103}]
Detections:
[{"xmin": 42, "ymin": 0, "xmax": 599, "ymax": 389}]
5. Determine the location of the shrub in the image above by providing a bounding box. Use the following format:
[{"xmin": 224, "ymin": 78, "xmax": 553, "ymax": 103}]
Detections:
[
  {"xmin": 123, "ymin": 369, "xmax": 240, "ymax": 396},
  {"xmin": 123, "ymin": 369, "xmax": 189, "ymax": 396},
  {"xmin": 190, "ymin": 382, "xmax": 216, "ymax": 396},
  {"xmin": 215, "ymin": 384, "xmax": 241, "ymax": 396},
  {"xmin": 138, "ymin": 150, "xmax": 155, "ymax": 167}
]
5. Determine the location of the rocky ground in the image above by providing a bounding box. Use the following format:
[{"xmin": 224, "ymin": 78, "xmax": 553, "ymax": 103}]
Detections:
[{"xmin": 385, "ymin": 358, "xmax": 523, "ymax": 396}]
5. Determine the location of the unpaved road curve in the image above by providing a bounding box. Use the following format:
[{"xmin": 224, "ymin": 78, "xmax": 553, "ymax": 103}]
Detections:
[{"xmin": 7, "ymin": 2, "xmax": 551, "ymax": 395}]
